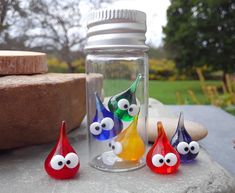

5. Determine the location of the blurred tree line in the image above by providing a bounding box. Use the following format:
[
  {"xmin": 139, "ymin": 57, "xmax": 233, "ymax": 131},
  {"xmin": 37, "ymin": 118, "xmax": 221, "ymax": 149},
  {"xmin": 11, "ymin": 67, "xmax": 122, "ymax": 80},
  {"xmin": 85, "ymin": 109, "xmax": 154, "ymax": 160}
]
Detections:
[
  {"xmin": 0, "ymin": 0, "xmax": 109, "ymax": 72},
  {"xmin": 163, "ymin": 0, "xmax": 235, "ymax": 81},
  {"xmin": 1, "ymin": 0, "xmax": 234, "ymax": 80}
]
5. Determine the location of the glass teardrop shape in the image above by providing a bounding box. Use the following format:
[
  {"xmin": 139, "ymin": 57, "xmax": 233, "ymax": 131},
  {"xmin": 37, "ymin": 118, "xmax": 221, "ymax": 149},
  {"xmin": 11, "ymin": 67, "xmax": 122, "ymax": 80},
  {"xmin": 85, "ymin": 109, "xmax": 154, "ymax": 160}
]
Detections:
[
  {"xmin": 44, "ymin": 121, "xmax": 80, "ymax": 179},
  {"xmin": 146, "ymin": 122, "xmax": 180, "ymax": 174},
  {"xmin": 89, "ymin": 93, "xmax": 123, "ymax": 140},
  {"xmin": 111, "ymin": 114, "xmax": 145, "ymax": 161},
  {"xmin": 170, "ymin": 112, "xmax": 200, "ymax": 162},
  {"xmin": 108, "ymin": 74, "xmax": 142, "ymax": 121}
]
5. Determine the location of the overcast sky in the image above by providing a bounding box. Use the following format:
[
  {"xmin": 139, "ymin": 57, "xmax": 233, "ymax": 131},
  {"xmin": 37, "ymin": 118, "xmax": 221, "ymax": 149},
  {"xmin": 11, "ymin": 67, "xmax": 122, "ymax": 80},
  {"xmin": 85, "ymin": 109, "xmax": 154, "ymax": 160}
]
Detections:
[
  {"xmin": 109, "ymin": 0, "xmax": 171, "ymax": 47},
  {"xmin": 80, "ymin": 0, "xmax": 170, "ymax": 47},
  {"xmin": 11, "ymin": 0, "xmax": 170, "ymax": 49}
]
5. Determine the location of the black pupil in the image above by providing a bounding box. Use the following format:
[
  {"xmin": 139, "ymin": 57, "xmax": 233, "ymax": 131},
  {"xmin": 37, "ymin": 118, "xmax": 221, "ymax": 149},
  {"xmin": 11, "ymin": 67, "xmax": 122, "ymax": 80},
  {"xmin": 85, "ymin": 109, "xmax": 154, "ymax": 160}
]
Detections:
[
  {"xmin": 191, "ymin": 146, "xmax": 195, "ymax": 151},
  {"xmin": 58, "ymin": 161, "xmax": 63, "ymax": 166},
  {"xmin": 184, "ymin": 147, "xmax": 189, "ymax": 151},
  {"xmin": 129, "ymin": 107, "xmax": 133, "ymax": 112},
  {"xmin": 166, "ymin": 159, "xmax": 171, "ymax": 163},
  {"xmin": 124, "ymin": 104, "xmax": 128, "ymax": 109},
  {"xmin": 101, "ymin": 123, "xmax": 106, "ymax": 128},
  {"xmin": 66, "ymin": 160, "xmax": 71, "ymax": 165},
  {"xmin": 109, "ymin": 143, "xmax": 112, "ymax": 147},
  {"xmin": 95, "ymin": 126, "xmax": 100, "ymax": 130},
  {"xmin": 112, "ymin": 145, "xmax": 115, "ymax": 150},
  {"xmin": 159, "ymin": 159, "xmax": 164, "ymax": 163}
]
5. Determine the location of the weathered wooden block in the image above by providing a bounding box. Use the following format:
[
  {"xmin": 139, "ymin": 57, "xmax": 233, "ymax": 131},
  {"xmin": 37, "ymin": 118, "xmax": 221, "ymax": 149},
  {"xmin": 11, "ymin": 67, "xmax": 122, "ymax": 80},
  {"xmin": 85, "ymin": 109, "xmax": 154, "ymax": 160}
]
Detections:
[{"xmin": 0, "ymin": 51, "xmax": 47, "ymax": 75}]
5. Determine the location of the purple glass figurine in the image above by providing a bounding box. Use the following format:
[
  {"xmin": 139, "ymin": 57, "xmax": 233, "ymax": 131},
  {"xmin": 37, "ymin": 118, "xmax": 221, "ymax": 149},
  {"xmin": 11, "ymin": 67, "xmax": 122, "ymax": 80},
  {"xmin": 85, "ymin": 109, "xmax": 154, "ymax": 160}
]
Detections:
[
  {"xmin": 89, "ymin": 93, "xmax": 123, "ymax": 141},
  {"xmin": 171, "ymin": 112, "xmax": 200, "ymax": 163}
]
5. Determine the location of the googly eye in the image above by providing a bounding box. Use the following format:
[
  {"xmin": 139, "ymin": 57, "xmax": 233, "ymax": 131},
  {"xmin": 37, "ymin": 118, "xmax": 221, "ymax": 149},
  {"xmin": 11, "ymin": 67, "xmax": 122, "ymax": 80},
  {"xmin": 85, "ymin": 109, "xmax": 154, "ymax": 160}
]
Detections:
[
  {"xmin": 164, "ymin": 153, "xmax": 178, "ymax": 166},
  {"xmin": 108, "ymin": 140, "xmax": 114, "ymax": 148},
  {"xmin": 65, "ymin": 152, "xmax": 79, "ymax": 169},
  {"xmin": 128, "ymin": 104, "xmax": 139, "ymax": 117},
  {"xmin": 112, "ymin": 142, "xmax": 122, "ymax": 155},
  {"xmin": 100, "ymin": 117, "xmax": 114, "ymax": 131},
  {"xmin": 117, "ymin": 99, "xmax": 130, "ymax": 110},
  {"xmin": 50, "ymin": 155, "xmax": 65, "ymax": 170},
  {"xmin": 89, "ymin": 122, "xmax": 102, "ymax": 135},
  {"xmin": 177, "ymin": 142, "xmax": 190, "ymax": 155},
  {"xmin": 152, "ymin": 154, "xmax": 165, "ymax": 167},
  {"xmin": 189, "ymin": 141, "xmax": 200, "ymax": 154}
]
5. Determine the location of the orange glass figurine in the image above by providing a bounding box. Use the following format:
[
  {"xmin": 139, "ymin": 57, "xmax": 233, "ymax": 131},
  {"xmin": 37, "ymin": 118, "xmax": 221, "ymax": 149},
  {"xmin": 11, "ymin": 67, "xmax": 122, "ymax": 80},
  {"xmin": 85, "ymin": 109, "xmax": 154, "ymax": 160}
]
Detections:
[
  {"xmin": 109, "ymin": 114, "xmax": 145, "ymax": 161},
  {"xmin": 44, "ymin": 121, "xmax": 80, "ymax": 179},
  {"xmin": 146, "ymin": 122, "xmax": 180, "ymax": 174}
]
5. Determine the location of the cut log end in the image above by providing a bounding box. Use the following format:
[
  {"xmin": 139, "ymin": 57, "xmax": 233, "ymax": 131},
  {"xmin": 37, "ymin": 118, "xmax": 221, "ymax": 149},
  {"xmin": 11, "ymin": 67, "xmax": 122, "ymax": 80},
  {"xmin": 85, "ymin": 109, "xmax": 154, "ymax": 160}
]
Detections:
[{"xmin": 0, "ymin": 50, "xmax": 48, "ymax": 75}]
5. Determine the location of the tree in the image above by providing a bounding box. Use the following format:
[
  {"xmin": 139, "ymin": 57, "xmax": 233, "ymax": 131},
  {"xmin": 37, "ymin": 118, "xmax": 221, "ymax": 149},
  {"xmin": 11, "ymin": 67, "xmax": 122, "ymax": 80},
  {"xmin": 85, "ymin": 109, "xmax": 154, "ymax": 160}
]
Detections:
[
  {"xmin": 163, "ymin": 0, "xmax": 235, "ymax": 77},
  {"xmin": 148, "ymin": 47, "xmax": 167, "ymax": 59},
  {"xmin": 0, "ymin": 0, "xmax": 26, "ymax": 32},
  {"xmin": 0, "ymin": 0, "xmax": 27, "ymax": 49},
  {"xmin": 24, "ymin": 0, "xmax": 86, "ymax": 72},
  {"xmin": 1, "ymin": 0, "xmax": 110, "ymax": 72}
]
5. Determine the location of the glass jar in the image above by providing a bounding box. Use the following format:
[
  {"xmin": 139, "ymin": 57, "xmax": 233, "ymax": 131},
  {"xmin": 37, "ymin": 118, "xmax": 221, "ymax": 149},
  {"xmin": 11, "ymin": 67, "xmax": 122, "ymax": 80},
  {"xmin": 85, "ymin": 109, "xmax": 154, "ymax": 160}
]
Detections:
[{"xmin": 85, "ymin": 9, "xmax": 149, "ymax": 172}]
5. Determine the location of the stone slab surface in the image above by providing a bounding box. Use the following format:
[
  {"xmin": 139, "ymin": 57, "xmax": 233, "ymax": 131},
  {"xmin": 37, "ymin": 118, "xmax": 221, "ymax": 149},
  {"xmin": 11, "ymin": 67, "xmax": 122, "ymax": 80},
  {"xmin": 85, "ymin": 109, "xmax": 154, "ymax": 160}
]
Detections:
[
  {"xmin": 0, "ymin": 133, "xmax": 234, "ymax": 193},
  {"xmin": 0, "ymin": 102, "xmax": 234, "ymax": 193}
]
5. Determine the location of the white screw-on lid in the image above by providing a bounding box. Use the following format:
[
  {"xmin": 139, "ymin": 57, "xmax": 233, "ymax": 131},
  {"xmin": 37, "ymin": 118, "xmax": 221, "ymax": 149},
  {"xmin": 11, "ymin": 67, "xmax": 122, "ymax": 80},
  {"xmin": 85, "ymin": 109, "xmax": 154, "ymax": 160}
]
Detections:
[{"xmin": 85, "ymin": 9, "xmax": 148, "ymax": 51}]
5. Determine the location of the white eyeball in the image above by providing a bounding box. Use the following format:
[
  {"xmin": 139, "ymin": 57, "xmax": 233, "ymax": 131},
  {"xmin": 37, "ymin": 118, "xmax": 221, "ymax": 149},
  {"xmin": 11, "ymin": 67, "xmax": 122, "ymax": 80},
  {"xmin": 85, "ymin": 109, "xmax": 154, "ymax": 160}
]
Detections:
[
  {"xmin": 164, "ymin": 153, "xmax": 178, "ymax": 166},
  {"xmin": 128, "ymin": 104, "xmax": 139, "ymax": 117},
  {"xmin": 100, "ymin": 117, "xmax": 114, "ymax": 131},
  {"xmin": 117, "ymin": 99, "xmax": 130, "ymax": 110},
  {"xmin": 152, "ymin": 154, "xmax": 165, "ymax": 167},
  {"xmin": 65, "ymin": 152, "xmax": 79, "ymax": 169},
  {"xmin": 112, "ymin": 142, "xmax": 123, "ymax": 155},
  {"xmin": 177, "ymin": 142, "xmax": 190, "ymax": 155},
  {"xmin": 50, "ymin": 155, "xmax": 65, "ymax": 170},
  {"xmin": 189, "ymin": 141, "xmax": 200, "ymax": 154},
  {"xmin": 90, "ymin": 122, "xmax": 102, "ymax": 135}
]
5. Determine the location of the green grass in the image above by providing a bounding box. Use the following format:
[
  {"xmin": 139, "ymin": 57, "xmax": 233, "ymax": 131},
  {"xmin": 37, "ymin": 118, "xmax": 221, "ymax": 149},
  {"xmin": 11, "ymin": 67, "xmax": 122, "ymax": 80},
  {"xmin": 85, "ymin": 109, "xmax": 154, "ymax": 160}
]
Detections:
[
  {"xmin": 104, "ymin": 79, "xmax": 135, "ymax": 96},
  {"xmin": 149, "ymin": 80, "xmax": 221, "ymax": 104},
  {"xmin": 104, "ymin": 79, "xmax": 221, "ymax": 104}
]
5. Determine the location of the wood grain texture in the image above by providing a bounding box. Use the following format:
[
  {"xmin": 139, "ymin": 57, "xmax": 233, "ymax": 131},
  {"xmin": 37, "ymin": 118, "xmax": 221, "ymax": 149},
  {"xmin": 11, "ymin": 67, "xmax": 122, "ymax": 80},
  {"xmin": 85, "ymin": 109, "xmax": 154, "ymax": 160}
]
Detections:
[{"xmin": 0, "ymin": 50, "xmax": 47, "ymax": 75}]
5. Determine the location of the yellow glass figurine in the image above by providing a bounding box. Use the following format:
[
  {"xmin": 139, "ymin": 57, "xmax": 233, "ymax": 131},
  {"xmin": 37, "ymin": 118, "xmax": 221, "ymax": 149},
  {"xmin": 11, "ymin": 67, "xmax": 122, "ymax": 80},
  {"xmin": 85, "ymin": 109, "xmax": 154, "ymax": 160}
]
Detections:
[{"xmin": 109, "ymin": 114, "xmax": 145, "ymax": 161}]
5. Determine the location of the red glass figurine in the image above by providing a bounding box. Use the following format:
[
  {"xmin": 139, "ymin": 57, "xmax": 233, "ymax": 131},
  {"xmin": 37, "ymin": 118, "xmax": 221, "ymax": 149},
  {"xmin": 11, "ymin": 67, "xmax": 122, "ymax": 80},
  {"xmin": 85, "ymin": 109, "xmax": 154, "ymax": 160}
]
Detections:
[
  {"xmin": 146, "ymin": 122, "xmax": 180, "ymax": 174},
  {"xmin": 44, "ymin": 121, "xmax": 80, "ymax": 179}
]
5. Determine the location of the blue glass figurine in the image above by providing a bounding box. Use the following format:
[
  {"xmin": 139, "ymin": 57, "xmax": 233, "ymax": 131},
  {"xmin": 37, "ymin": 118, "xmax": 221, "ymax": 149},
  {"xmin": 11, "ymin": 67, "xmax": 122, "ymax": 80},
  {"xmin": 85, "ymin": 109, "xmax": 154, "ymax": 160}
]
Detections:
[
  {"xmin": 108, "ymin": 74, "xmax": 142, "ymax": 122},
  {"xmin": 89, "ymin": 93, "xmax": 123, "ymax": 141},
  {"xmin": 171, "ymin": 112, "xmax": 200, "ymax": 162}
]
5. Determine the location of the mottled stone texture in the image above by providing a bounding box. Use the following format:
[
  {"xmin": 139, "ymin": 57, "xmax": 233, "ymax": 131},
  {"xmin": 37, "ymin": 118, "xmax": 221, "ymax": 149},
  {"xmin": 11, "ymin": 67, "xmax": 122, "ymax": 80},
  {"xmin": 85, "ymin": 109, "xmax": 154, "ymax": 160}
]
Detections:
[{"xmin": 0, "ymin": 73, "xmax": 87, "ymax": 149}]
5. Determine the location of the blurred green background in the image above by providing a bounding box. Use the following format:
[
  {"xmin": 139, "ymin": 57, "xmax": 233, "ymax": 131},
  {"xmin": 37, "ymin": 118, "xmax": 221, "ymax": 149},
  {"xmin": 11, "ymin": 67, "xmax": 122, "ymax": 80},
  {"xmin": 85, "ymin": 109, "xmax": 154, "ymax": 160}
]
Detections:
[{"xmin": 1, "ymin": 0, "xmax": 234, "ymax": 115}]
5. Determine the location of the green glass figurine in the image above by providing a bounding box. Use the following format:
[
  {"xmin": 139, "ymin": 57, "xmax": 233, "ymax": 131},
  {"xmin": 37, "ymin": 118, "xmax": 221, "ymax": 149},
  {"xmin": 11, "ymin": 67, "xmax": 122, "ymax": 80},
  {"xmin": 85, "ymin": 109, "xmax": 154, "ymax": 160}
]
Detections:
[{"xmin": 108, "ymin": 74, "xmax": 142, "ymax": 121}]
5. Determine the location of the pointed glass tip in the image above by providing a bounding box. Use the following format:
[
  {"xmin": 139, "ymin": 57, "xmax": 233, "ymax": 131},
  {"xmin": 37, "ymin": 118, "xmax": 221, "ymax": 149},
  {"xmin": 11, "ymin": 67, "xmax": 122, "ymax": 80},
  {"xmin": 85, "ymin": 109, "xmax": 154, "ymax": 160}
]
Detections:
[
  {"xmin": 157, "ymin": 121, "xmax": 165, "ymax": 135},
  {"xmin": 133, "ymin": 113, "xmax": 139, "ymax": 123},
  {"xmin": 177, "ymin": 112, "xmax": 185, "ymax": 130},
  {"xmin": 130, "ymin": 73, "xmax": 142, "ymax": 93},
  {"xmin": 60, "ymin": 120, "xmax": 66, "ymax": 136},
  {"xmin": 95, "ymin": 92, "xmax": 100, "ymax": 104},
  {"xmin": 94, "ymin": 92, "xmax": 105, "ymax": 111}
]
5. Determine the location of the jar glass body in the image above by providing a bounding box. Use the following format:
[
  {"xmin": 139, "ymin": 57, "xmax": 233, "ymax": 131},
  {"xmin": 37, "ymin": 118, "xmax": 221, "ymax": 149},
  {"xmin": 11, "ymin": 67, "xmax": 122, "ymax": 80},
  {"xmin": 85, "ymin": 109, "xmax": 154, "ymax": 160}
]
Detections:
[{"xmin": 86, "ymin": 48, "xmax": 148, "ymax": 172}]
